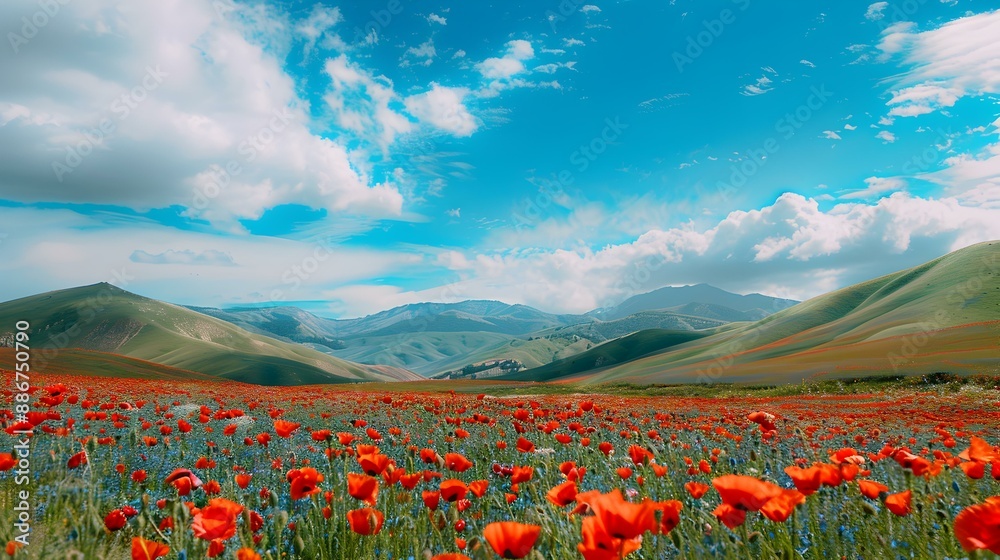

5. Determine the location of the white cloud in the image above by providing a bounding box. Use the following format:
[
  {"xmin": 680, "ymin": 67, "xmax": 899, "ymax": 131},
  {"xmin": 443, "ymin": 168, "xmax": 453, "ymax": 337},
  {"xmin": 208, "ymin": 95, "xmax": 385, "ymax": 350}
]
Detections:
[
  {"xmin": 844, "ymin": 124, "xmax": 857, "ymax": 131},
  {"xmin": 404, "ymin": 39, "xmax": 436, "ymax": 66},
  {"xmin": 840, "ymin": 176, "xmax": 906, "ymax": 199},
  {"xmin": 581, "ymin": 5, "xmax": 601, "ymax": 13},
  {"xmin": 740, "ymin": 68, "xmax": 778, "ymax": 96},
  {"xmin": 472, "ymin": 40, "xmax": 562, "ymax": 97},
  {"xmin": 131, "ymin": 249, "xmax": 236, "ymax": 266},
  {"xmin": 427, "ymin": 13, "xmax": 447, "ymax": 25},
  {"xmin": 563, "ymin": 38, "xmax": 586, "ymax": 47},
  {"xmin": 887, "ymin": 83, "xmax": 962, "ymax": 117},
  {"xmin": 476, "ymin": 40, "xmax": 534, "ymax": 79},
  {"xmin": 0, "ymin": 0, "xmax": 403, "ymax": 230},
  {"xmin": 323, "ymin": 55, "xmax": 414, "ymax": 149},
  {"xmin": 879, "ymin": 11, "xmax": 1000, "ymax": 116},
  {"xmin": 865, "ymin": 2, "xmax": 888, "ymax": 21},
  {"xmin": 425, "ymin": 191, "xmax": 1000, "ymax": 312},
  {"xmin": 446, "ymin": 208, "xmax": 461, "ymax": 217},
  {"xmin": 822, "ymin": 130, "xmax": 842, "ymax": 140},
  {"xmin": 403, "ymin": 85, "xmax": 478, "ymax": 137},
  {"xmin": 0, "ymin": 207, "xmax": 420, "ymax": 309},
  {"xmin": 800, "ymin": 59, "xmax": 816, "ymax": 67},
  {"xmin": 295, "ymin": 4, "xmax": 342, "ymax": 56},
  {"xmin": 876, "ymin": 130, "xmax": 897, "ymax": 143},
  {"xmin": 533, "ymin": 61, "xmax": 577, "ymax": 74},
  {"xmin": 452, "ymin": 49, "xmax": 466, "ymax": 59}
]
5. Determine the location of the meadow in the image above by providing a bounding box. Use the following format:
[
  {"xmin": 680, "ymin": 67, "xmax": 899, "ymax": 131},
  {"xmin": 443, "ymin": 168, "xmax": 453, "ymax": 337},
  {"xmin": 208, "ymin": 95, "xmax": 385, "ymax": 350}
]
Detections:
[{"xmin": 1, "ymin": 374, "xmax": 999, "ymax": 559}]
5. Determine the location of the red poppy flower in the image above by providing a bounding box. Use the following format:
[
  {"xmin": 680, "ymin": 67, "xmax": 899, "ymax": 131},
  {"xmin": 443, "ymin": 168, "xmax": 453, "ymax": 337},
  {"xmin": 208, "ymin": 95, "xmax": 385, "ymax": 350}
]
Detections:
[
  {"xmin": 67, "ymin": 451, "xmax": 87, "ymax": 469},
  {"xmin": 348, "ymin": 473, "xmax": 379, "ymax": 506},
  {"xmin": 546, "ymin": 480, "xmax": 577, "ymax": 507},
  {"xmin": 0, "ymin": 453, "xmax": 16, "ymax": 472},
  {"xmin": 684, "ymin": 481, "xmax": 710, "ymax": 499},
  {"xmin": 440, "ymin": 479, "xmax": 468, "ymax": 502},
  {"xmin": 510, "ymin": 466, "xmax": 533, "ymax": 484},
  {"xmin": 712, "ymin": 503, "xmax": 747, "ymax": 528},
  {"xmin": 784, "ymin": 465, "xmax": 822, "ymax": 495},
  {"xmin": 516, "ymin": 437, "xmax": 535, "ymax": 453},
  {"xmin": 468, "ymin": 479, "xmax": 489, "ymax": 498},
  {"xmin": 236, "ymin": 549, "xmax": 262, "ymax": 560},
  {"xmin": 954, "ymin": 497, "xmax": 1000, "ymax": 554},
  {"xmin": 654, "ymin": 499, "xmax": 683, "ymax": 534},
  {"xmin": 857, "ymin": 479, "xmax": 889, "ymax": 500},
  {"xmin": 712, "ymin": 475, "xmax": 782, "ymax": 512},
  {"xmin": 104, "ymin": 509, "xmax": 128, "ymax": 531},
  {"xmin": 760, "ymin": 489, "xmax": 806, "ymax": 522},
  {"xmin": 165, "ymin": 468, "xmax": 203, "ymax": 496},
  {"xmin": 288, "ymin": 467, "xmax": 324, "ymax": 500},
  {"xmin": 483, "ymin": 521, "xmax": 541, "ymax": 559},
  {"xmin": 884, "ymin": 490, "xmax": 911, "ymax": 516},
  {"xmin": 574, "ymin": 489, "xmax": 657, "ymax": 540},
  {"xmin": 191, "ymin": 498, "xmax": 244, "ymax": 541},
  {"xmin": 577, "ymin": 516, "xmax": 641, "ymax": 560},
  {"xmin": 444, "ymin": 452, "xmax": 473, "ymax": 473},
  {"xmin": 273, "ymin": 420, "xmax": 300, "ymax": 438},
  {"xmin": 131, "ymin": 537, "xmax": 169, "ymax": 560},
  {"xmin": 422, "ymin": 490, "xmax": 441, "ymax": 510},
  {"xmin": 346, "ymin": 508, "xmax": 384, "ymax": 535}
]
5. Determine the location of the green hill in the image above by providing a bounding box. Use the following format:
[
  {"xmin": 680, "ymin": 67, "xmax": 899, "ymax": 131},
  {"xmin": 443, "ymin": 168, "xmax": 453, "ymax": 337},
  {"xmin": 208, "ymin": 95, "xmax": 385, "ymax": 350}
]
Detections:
[
  {"xmin": 0, "ymin": 284, "xmax": 420, "ymax": 385},
  {"xmin": 502, "ymin": 329, "xmax": 710, "ymax": 382},
  {"xmin": 519, "ymin": 241, "xmax": 1000, "ymax": 384}
]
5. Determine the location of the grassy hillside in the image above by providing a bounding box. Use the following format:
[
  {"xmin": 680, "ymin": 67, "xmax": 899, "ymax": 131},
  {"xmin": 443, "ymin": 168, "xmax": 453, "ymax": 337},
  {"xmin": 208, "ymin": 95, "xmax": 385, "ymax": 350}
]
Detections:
[
  {"xmin": 502, "ymin": 329, "xmax": 710, "ymax": 382},
  {"xmin": 0, "ymin": 348, "xmax": 220, "ymax": 381},
  {"xmin": 0, "ymin": 284, "xmax": 420, "ymax": 385},
  {"xmin": 560, "ymin": 241, "xmax": 1000, "ymax": 384}
]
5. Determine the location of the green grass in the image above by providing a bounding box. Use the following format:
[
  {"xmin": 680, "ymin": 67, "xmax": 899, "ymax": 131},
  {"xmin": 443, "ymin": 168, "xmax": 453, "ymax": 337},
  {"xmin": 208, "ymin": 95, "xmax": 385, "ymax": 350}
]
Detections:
[{"xmin": 493, "ymin": 329, "xmax": 709, "ymax": 381}]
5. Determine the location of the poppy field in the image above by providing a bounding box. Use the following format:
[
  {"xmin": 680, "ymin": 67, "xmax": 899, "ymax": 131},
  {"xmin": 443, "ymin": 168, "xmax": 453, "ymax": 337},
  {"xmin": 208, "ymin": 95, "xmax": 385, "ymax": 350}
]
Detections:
[{"xmin": 1, "ymin": 374, "xmax": 999, "ymax": 559}]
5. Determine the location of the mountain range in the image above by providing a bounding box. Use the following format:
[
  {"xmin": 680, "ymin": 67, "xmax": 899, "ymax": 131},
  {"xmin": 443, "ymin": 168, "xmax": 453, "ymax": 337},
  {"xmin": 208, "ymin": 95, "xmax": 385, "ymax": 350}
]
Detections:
[
  {"xmin": 1, "ymin": 241, "xmax": 996, "ymax": 385},
  {"xmin": 187, "ymin": 287, "xmax": 795, "ymax": 376}
]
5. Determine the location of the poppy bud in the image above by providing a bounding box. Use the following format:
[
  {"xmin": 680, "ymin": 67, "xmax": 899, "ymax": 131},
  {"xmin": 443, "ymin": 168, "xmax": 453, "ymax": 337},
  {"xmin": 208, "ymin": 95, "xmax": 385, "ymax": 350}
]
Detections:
[
  {"xmin": 277, "ymin": 510, "xmax": 289, "ymax": 527},
  {"xmin": 269, "ymin": 491, "xmax": 279, "ymax": 509},
  {"xmin": 294, "ymin": 535, "xmax": 306, "ymax": 553}
]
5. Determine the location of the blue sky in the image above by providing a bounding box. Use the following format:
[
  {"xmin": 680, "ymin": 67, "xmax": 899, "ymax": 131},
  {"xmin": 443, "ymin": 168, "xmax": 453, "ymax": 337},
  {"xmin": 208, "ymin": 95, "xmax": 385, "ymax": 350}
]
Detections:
[{"xmin": 1, "ymin": 0, "xmax": 999, "ymax": 316}]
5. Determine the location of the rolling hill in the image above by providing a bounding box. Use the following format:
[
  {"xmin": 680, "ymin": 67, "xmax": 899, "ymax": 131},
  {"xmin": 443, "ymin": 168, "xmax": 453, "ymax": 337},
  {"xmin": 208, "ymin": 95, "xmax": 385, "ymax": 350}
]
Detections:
[
  {"xmin": 0, "ymin": 284, "xmax": 420, "ymax": 385},
  {"xmin": 514, "ymin": 241, "xmax": 1000, "ymax": 384}
]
